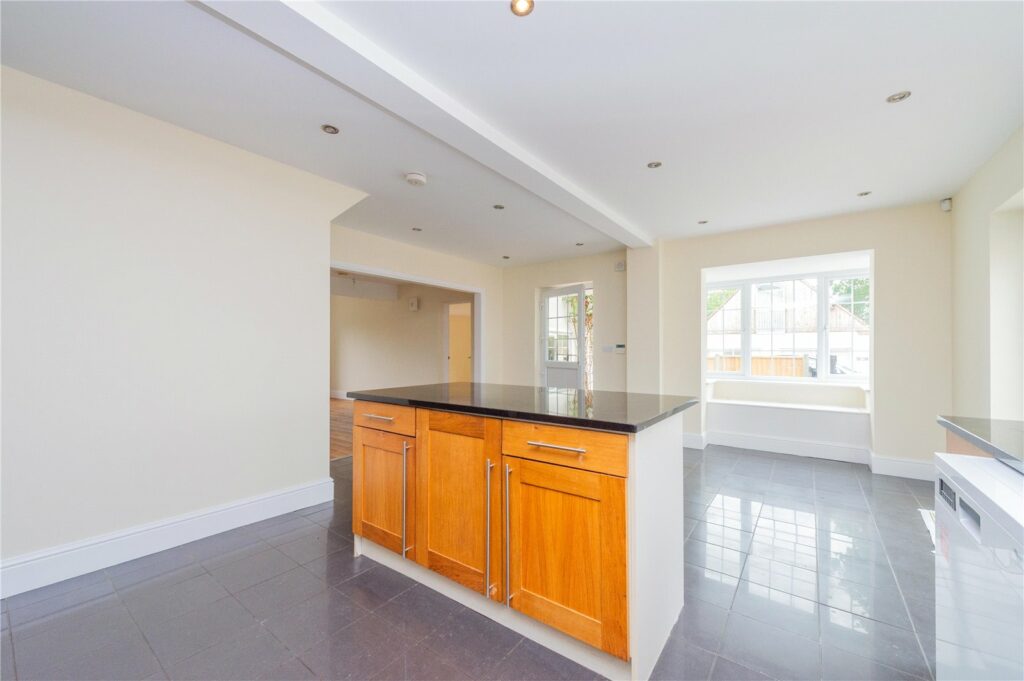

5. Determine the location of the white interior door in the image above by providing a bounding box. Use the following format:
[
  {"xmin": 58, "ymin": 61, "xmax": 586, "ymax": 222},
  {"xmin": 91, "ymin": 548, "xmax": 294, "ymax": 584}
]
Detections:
[{"xmin": 541, "ymin": 285, "xmax": 585, "ymax": 389}]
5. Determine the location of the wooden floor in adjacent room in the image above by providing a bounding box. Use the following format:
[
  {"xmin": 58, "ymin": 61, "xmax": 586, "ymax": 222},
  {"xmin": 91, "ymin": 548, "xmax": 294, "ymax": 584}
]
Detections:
[{"xmin": 330, "ymin": 398, "xmax": 353, "ymax": 459}]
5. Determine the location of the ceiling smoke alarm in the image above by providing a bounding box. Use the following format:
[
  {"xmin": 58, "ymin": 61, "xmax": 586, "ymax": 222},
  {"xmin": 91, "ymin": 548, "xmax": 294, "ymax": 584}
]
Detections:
[{"xmin": 405, "ymin": 172, "xmax": 427, "ymax": 187}]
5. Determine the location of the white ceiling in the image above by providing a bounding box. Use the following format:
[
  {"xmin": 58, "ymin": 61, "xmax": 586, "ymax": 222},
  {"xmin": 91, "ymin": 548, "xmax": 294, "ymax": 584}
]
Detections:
[
  {"xmin": 0, "ymin": 1, "xmax": 620, "ymax": 265},
  {"xmin": 3, "ymin": 1, "xmax": 1022, "ymax": 264},
  {"xmin": 327, "ymin": 0, "xmax": 1023, "ymax": 238}
]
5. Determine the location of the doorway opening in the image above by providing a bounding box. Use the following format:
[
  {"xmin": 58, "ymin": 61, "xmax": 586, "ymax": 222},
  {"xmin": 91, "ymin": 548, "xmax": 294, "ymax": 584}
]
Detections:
[{"xmin": 328, "ymin": 266, "xmax": 482, "ymax": 460}]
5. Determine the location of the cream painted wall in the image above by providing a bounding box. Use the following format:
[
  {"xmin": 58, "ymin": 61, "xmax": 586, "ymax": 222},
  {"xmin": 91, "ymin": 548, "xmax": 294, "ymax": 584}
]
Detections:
[
  {"xmin": 500, "ymin": 251, "xmax": 627, "ymax": 390},
  {"xmin": 989, "ymin": 207, "xmax": 1024, "ymax": 420},
  {"xmin": 330, "ymin": 225, "xmax": 502, "ymax": 384},
  {"xmin": 448, "ymin": 306, "xmax": 474, "ymax": 382},
  {"xmin": 1, "ymin": 68, "xmax": 365, "ymax": 558},
  {"xmin": 660, "ymin": 202, "xmax": 953, "ymax": 463},
  {"xmin": 626, "ymin": 245, "xmax": 663, "ymax": 394},
  {"xmin": 329, "ymin": 284, "xmax": 472, "ymax": 396},
  {"xmin": 951, "ymin": 129, "xmax": 1024, "ymax": 417}
]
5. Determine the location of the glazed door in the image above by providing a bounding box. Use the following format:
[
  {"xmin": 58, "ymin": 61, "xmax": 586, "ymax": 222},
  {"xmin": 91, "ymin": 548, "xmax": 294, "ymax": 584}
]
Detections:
[
  {"xmin": 351, "ymin": 426, "xmax": 415, "ymax": 557},
  {"xmin": 504, "ymin": 456, "xmax": 629, "ymax": 660},
  {"xmin": 415, "ymin": 410, "xmax": 503, "ymax": 601},
  {"xmin": 541, "ymin": 285, "xmax": 585, "ymax": 389}
]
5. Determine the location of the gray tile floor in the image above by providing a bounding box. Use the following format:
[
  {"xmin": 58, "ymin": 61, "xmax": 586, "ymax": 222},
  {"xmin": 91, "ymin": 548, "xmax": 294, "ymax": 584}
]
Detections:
[
  {"xmin": 0, "ymin": 447, "xmax": 937, "ymax": 680},
  {"xmin": 653, "ymin": 446, "xmax": 937, "ymax": 681}
]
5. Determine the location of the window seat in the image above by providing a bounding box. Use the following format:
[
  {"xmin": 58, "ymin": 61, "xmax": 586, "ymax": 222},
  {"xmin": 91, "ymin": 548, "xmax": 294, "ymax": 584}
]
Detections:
[
  {"xmin": 707, "ymin": 397, "xmax": 868, "ymax": 415},
  {"xmin": 705, "ymin": 380, "xmax": 872, "ymax": 464}
]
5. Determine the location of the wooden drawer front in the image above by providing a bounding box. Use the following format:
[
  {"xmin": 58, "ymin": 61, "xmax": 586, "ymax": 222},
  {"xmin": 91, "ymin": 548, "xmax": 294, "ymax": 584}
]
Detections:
[
  {"xmin": 353, "ymin": 401, "xmax": 416, "ymax": 437},
  {"xmin": 502, "ymin": 420, "xmax": 628, "ymax": 477}
]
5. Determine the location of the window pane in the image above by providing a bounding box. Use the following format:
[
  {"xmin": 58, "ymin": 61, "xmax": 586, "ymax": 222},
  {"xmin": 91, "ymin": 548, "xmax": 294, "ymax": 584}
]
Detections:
[
  {"xmin": 829, "ymin": 278, "xmax": 870, "ymax": 377},
  {"xmin": 706, "ymin": 287, "xmax": 742, "ymax": 373},
  {"xmin": 749, "ymin": 278, "xmax": 817, "ymax": 378}
]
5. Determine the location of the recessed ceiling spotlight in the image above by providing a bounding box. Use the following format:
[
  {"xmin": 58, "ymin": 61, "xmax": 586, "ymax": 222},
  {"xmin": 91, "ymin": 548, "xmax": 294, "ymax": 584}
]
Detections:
[
  {"xmin": 493, "ymin": 204, "xmax": 505, "ymax": 210},
  {"xmin": 698, "ymin": 220, "xmax": 708, "ymax": 225},
  {"xmin": 575, "ymin": 242, "xmax": 584, "ymax": 246},
  {"xmin": 857, "ymin": 191, "xmax": 872, "ymax": 197},
  {"xmin": 411, "ymin": 227, "xmax": 423, "ymax": 232},
  {"xmin": 886, "ymin": 91, "xmax": 911, "ymax": 104},
  {"xmin": 502, "ymin": 255, "xmax": 511, "ymax": 260},
  {"xmin": 320, "ymin": 124, "xmax": 339, "ymax": 135},
  {"xmin": 647, "ymin": 161, "xmax": 662, "ymax": 169},
  {"xmin": 510, "ymin": 0, "xmax": 534, "ymax": 17}
]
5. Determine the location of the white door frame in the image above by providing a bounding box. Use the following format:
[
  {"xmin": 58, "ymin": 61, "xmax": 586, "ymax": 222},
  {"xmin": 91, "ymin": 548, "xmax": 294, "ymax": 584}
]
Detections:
[
  {"xmin": 330, "ymin": 261, "xmax": 482, "ymax": 383},
  {"xmin": 539, "ymin": 284, "xmax": 586, "ymax": 389}
]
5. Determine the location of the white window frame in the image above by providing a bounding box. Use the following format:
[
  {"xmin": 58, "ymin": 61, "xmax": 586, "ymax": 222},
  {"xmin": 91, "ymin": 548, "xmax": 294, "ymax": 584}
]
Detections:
[{"xmin": 706, "ymin": 268, "xmax": 870, "ymax": 385}]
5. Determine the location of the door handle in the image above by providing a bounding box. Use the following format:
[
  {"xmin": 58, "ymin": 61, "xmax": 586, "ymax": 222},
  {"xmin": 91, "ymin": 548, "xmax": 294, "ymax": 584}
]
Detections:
[
  {"xmin": 484, "ymin": 459, "xmax": 494, "ymax": 597},
  {"xmin": 401, "ymin": 441, "xmax": 412, "ymax": 557},
  {"xmin": 526, "ymin": 440, "xmax": 587, "ymax": 455},
  {"xmin": 504, "ymin": 463, "xmax": 513, "ymax": 606},
  {"xmin": 364, "ymin": 414, "xmax": 395, "ymax": 422}
]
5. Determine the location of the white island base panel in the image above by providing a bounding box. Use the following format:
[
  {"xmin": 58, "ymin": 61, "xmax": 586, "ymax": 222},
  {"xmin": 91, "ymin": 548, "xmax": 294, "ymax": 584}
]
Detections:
[{"xmin": 353, "ymin": 411, "xmax": 687, "ymax": 681}]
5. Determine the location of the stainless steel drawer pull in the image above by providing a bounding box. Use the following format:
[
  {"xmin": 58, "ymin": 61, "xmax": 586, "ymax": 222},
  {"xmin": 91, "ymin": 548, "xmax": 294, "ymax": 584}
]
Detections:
[
  {"xmin": 526, "ymin": 440, "xmax": 587, "ymax": 455},
  {"xmin": 504, "ymin": 463, "xmax": 513, "ymax": 607},
  {"xmin": 484, "ymin": 459, "xmax": 494, "ymax": 597},
  {"xmin": 401, "ymin": 441, "xmax": 410, "ymax": 557},
  {"xmin": 364, "ymin": 414, "xmax": 395, "ymax": 422}
]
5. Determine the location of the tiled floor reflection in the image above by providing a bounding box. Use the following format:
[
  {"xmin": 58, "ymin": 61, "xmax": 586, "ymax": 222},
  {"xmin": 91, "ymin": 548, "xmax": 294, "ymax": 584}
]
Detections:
[
  {"xmin": 654, "ymin": 445, "xmax": 936, "ymax": 681},
  {"xmin": 0, "ymin": 447, "xmax": 936, "ymax": 680}
]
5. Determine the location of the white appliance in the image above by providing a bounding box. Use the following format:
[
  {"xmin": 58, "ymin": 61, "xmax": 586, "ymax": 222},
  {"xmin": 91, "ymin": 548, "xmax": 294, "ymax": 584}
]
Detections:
[{"xmin": 935, "ymin": 453, "xmax": 1024, "ymax": 680}]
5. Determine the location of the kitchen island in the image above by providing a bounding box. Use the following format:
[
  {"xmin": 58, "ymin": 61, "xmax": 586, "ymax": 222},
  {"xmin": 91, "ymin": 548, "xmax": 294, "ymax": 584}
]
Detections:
[{"xmin": 347, "ymin": 383, "xmax": 698, "ymax": 680}]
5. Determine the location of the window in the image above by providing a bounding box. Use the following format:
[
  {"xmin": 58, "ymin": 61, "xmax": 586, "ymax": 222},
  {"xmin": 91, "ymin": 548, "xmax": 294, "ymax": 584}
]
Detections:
[
  {"xmin": 705, "ymin": 271, "xmax": 870, "ymax": 382},
  {"xmin": 706, "ymin": 287, "xmax": 742, "ymax": 373}
]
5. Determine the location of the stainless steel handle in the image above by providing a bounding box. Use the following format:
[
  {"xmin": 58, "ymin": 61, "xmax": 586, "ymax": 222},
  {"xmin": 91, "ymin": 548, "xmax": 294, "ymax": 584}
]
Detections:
[
  {"xmin": 364, "ymin": 414, "xmax": 395, "ymax": 422},
  {"xmin": 401, "ymin": 441, "xmax": 410, "ymax": 557},
  {"xmin": 484, "ymin": 459, "xmax": 494, "ymax": 597},
  {"xmin": 526, "ymin": 440, "xmax": 587, "ymax": 455},
  {"xmin": 504, "ymin": 463, "xmax": 512, "ymax": 606}
]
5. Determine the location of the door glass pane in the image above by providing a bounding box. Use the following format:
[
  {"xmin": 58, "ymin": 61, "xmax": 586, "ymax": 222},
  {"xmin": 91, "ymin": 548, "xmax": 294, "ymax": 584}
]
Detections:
[{"xmin": 546, "ymin": 292, "xmax": 579, "ymax": 364}]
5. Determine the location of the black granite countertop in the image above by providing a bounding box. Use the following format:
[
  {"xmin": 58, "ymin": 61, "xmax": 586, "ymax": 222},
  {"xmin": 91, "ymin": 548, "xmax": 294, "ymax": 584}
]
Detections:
[
  {"xmin": 348, "ymin": 383, "xmax": 699, "ymax": 433},
  {"xmin": 938, "ymin": 415, "xmax": 1023, "ymax": 474}
]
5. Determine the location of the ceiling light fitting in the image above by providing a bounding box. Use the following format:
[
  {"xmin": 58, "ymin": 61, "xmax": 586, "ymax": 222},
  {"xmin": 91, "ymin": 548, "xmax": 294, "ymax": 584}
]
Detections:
[
  {"xmin": 411, "ymin": 227, "xmax": 423, "ymax": 232},
  {"xmin": 510, "ymin": 0, "xmax": 534, "ymax": 17},
  {"xmin": 405, "ymin": 172, "xmax": 427, "ymax": 187},
  {"xmin": 857, "ymin": 191, "xmax": 872, "ymax": 197},
  {"xmin": 647, "ymin": 161, "xmax": 662, "ymax": 169},
  {"xmin": 886, "ymin": 91, "xmax": 911, "ymax": 103},
  {"xmin": 493, "ymin": 204, "xmax": 505, "ymax": 210},
  {"xmin": 502, "ymin": 255, "xmax": 511, "ymax": 260},
  {"xmin": 575, "ymin": 242, "xmax": 584, "ymax": 246},
  {"xmin": 320, "ymin": 124, "xmax": 339, "ymax": 135},
  {"xmin": 698, "ymin": 220, "xmax": 708, "ymax": 225}
]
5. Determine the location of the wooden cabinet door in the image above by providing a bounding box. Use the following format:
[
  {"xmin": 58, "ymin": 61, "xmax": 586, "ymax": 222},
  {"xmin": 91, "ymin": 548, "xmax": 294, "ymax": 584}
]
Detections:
[
  {"xmin": 415, "ymin": 410, "xmax": 503, "ymax": 601},
  {"xmin": 505, "ymin": 456, "xmax": 629, "ymax": 660},
  {"xmin": 352, "ymin": 425, "xmax": 414, "ymax": 557}
]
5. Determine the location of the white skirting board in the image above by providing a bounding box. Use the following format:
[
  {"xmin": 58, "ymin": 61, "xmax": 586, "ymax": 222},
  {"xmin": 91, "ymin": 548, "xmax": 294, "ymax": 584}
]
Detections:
[
  {"xmin": 0, "ymin": 478, "xmax": 334, "ymax": 598},
  {"xmin": 870, "ymin": 452, "xmax": 935, "ymax": 481},
  {"xmin": 355, "ymin": 537, "xmax": 631, "ymax": 681},
  {"xmin": 707, "ymin": 430, "xmax": 871, "ymax": 465},
  {"xmin": 330, "ymin": 389, "xmax": 348, "ymax": 399},
  {"xmin": 683, "ymin": 431, "xmax": 707, "ymax": 449}
]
